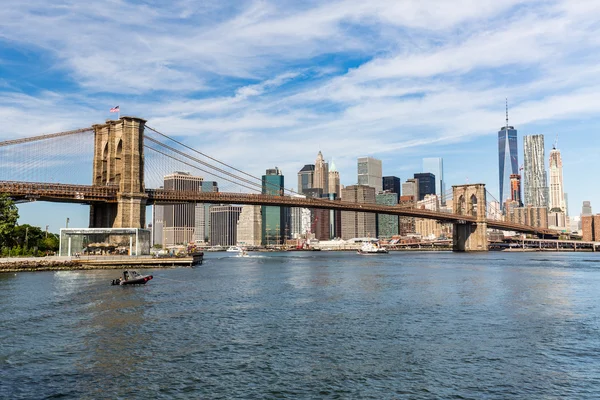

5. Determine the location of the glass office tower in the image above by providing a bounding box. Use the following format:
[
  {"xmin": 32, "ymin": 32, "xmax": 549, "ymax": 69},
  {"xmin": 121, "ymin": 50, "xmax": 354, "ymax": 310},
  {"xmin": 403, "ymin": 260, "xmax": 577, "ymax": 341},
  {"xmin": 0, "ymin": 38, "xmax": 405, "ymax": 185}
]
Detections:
[{"xmin": 498, "ymin": 124, "xmax": 519, "ymax": 208}]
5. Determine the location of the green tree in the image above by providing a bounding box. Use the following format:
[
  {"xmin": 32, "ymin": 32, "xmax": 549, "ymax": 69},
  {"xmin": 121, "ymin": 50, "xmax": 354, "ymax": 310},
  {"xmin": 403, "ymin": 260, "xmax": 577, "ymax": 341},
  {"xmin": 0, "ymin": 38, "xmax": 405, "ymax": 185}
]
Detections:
[{"xmin": 0, "ymin": 194, "xmax": 18, "ymax": 248}]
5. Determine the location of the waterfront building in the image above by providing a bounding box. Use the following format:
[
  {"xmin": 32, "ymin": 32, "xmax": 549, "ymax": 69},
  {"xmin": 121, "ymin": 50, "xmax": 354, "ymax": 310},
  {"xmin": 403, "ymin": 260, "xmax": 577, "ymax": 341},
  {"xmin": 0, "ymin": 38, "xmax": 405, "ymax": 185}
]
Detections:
[
  {"xmin": 581, "ymin": 215, "xmax": 600, "ymax": 242},
  {"xmin": 314, "ymin": 151, "xmax": 329, "ymax": 192},
  {"xmin": 376, "ymin": 191, "xmax": 399, "ymax": 239},
  {"xmin": 328, "ymin": 160, "xmax": 341, "ymax": 198},
  {"xmin": 357, "ymin": 156, "xmax": 382, "ymax": 192},
  {"xmin": 498, "ymin": 102, "xmax": 519, "ymax": 208},
  {"xmin": 163, "ymin": 172, "xmax": 202, "ymax": 246},
  {"xmin": 340, "ymin": 185, "xmax": 376, "ymax": 239},
  {"xmin": 413, "ymin": 173, "xmax": 436, "ymax": 201},
  {"xmin": 523, "ymin": 134, "xmax": 548, "ymax": 208},
  {"xmin": 236, "ymin": 205, "xmax": 262, "ymax": 246},
  {"xmin": 210, "ymin": 205, "xmax": 242, "ymax": 246},
  {"xmin": 297, "ymin": 164, "xmax": 315, "ymax": 193},
  {"xmin": 423, "ymin": 157, "xmax": 445, "ymax": 203},
  {"xmin": 569, "ymin": 215, "xmax": 581, "ymax": 234},
  {"xmin": 262, "ymin": 167, "xmax": 289, "ymax": 245},
  {"xmin": 382, "ymin": 176, "xmax": 401, "ymax": 201}
]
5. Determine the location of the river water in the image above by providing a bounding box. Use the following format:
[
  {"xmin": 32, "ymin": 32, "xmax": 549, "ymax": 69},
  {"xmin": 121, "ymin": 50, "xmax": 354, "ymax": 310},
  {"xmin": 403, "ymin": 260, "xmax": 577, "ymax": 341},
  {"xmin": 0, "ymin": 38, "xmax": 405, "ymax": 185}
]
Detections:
[{"xmin": 1, "ymin": 251, "xmax": 599, "ymax": 399}]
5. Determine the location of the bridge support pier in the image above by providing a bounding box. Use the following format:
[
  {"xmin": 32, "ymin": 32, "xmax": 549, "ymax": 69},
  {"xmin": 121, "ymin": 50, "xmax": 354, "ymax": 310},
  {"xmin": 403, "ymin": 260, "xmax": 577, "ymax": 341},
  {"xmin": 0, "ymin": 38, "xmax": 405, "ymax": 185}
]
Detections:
[
  {"xmin": 452, "ymin": 184, "xmax": 488, "ymax": 252},
  {"xmin": 90, "ymin": 116, "xmax": 147, "ymax": 229}
]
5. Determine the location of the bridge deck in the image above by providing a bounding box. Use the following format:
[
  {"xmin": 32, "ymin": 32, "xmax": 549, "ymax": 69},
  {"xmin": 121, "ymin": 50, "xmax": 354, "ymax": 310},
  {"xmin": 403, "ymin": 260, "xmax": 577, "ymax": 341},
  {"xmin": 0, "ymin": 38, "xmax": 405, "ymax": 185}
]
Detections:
[{"xmin": 0, "ymin": 181, "xmax": 558, "ymax": 235}]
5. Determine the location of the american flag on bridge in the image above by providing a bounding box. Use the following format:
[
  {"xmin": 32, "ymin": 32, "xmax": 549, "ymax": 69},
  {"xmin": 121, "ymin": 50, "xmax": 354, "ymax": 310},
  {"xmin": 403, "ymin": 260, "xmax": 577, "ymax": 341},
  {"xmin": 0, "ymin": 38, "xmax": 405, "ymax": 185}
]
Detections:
[{"xmin": 110, "ymin": 105, "xmax": 120, "ymax": 113}]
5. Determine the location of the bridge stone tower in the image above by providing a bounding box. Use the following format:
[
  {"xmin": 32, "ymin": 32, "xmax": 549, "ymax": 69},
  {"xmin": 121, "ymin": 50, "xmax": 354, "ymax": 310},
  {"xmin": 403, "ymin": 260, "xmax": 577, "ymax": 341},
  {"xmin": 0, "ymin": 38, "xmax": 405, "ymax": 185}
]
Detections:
[
  {"xmin": 89, "ymin": 117, "xmax": 147, "ymax": 228},
  {"xmin": 452, "ymin": 184, "xmax": 488, "ymax": 252}
]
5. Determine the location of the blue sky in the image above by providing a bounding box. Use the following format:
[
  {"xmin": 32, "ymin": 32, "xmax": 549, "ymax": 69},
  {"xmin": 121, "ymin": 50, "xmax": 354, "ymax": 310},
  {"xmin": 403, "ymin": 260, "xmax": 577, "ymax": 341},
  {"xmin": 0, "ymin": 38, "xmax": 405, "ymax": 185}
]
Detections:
[{"xmin": 2, "ymin": 0, "xmax": 600, "ymax": 231}]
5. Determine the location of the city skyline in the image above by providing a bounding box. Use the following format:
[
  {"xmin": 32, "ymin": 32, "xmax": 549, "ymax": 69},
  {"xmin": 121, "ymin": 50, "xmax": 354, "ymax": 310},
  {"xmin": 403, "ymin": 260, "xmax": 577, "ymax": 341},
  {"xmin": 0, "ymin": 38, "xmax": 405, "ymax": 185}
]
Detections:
[{"xmin": 5, "ymin": 1, "xmax": 600, "ymax": 230}]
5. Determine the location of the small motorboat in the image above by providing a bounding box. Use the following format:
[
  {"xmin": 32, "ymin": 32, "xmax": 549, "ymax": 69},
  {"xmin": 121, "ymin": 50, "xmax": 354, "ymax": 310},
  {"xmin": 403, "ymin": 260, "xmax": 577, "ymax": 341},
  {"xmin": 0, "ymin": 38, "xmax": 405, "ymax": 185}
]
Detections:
[
  {"xmin": 111, "ymin": 270, "xmax": 153, "ymax": 286},
  {"xmin": 237, "ymin": 248, "xmax": 249, "ymax": 257},
  {"xmin": 357, "ymin": 241, "xmax": 389, "ymax": 255}
]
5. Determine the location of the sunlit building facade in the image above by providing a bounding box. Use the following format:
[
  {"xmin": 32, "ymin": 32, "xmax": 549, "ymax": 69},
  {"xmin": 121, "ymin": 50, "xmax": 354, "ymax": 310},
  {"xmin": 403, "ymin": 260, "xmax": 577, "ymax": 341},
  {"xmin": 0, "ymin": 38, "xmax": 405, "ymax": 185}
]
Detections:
[{"xmin": 523, "ymin": 134, "xmax": 548, "ymax": 208}]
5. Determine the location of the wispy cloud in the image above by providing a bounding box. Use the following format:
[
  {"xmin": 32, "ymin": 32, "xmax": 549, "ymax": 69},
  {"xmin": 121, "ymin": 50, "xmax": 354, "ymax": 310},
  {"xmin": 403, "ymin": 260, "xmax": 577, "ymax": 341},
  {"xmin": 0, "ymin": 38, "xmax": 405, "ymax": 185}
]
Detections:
[{"xmin": 1, "ymin": 0, "xmax": 600, "ymax": 213}]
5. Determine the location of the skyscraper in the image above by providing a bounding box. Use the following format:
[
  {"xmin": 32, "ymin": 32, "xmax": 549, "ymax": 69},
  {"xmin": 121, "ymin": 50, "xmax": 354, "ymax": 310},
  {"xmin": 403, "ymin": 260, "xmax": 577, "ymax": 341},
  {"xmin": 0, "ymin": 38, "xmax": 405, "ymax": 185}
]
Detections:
[
  {"xmin": 548, "ymin": 145, "xmax": 566, "ymax": 212},
  {"xmin": 209, "ymin": 205, "xmax": 242, "ymax": 246},
  {"xmin": 498, "ymin": 101, "xmax": 519, "ymax": 207},
  {"xmin": 162, "ymin": 171, "xmax": 202, "ymax": 246},
  {"xmin": 510, "ymin": 174, "xmax": 522, "ymax": 206},
  {"xmin": 523, "ymin": 134, "xmax": 548, "ymax": 208},
  {"xmin": 328, "ymin": 160, "xmax": 341, "ymax": 198},
  {"xmin": 382, "ymin": 176, "xmax": 401, "ymax": 199},
  {"xmin": 422, "ymin": 157, "xmax": 445, "ymax": 201},
  {"xmin": 357, "ymin": 156, "xmax": 382, "ymax": 192},
  {"xmin": 582, "ymin": 201, "xmax": 592, "ymax": 216},
  {"xmin": 314, "ymin": 151, "xmax": 329, "ymax": 192},
  {"xmin": 340, "ymin": 185, "xmax": 376, "ymax": 239},
  {"xmin": 262, "ymin": 167, "xmax": 289, "ymax": 245},
  {"xmin": 413, "ymin": 173, "xmax": 436, "ymax": 201},
  {"xmin": 297, "ymin": 164, "xmax": 314, "ymax": 193}
]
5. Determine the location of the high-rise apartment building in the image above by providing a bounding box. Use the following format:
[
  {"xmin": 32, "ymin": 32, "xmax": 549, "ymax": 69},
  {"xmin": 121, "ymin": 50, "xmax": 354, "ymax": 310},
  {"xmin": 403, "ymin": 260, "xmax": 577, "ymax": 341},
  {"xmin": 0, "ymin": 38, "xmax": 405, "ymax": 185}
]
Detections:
[
  {"xmin": 413, "ymin": 173, "xmax": 436, "ymax": 201},
  {"xmin": 297, "ymin": 164, "xmax": 314, "ymax": 193},
  {"xmin": 548, "ymin": 145, "xmax": 566, "ymax": 212},
  {"xmin": 376, "ymin": 191, "xmax": 399, "ymax": 239},
  {"xmin": 262, "ymin": 167, "xmax": 289, "ymax": 245},
  {"xmin": 328, "ymin": 161, "xmax": 341, "ymax": 198},
  {"xmin": 498, "ymin": 102, "xmax": 519, "ymax": 208},
  {"xmin": 523, "ymin": 134, "xmax": 548, "ymax": 208},
  {"xmin": 314, "ymin": 151, "xmax": 329, "ymax": 192},
  {"xmin": 340, "ymin": 185, "xmax": 376, "ymax": 239},
  {"xmin": 163, "ymin": 172, "xmax": 202, "ymax": 246},
  {"xmin": 357, "ymin": 156, "xmax": 382, "ymax": 192},
  {"xmin": 382, "ymin": 176, "xmax": 401, "ymax": 200},
  {"xmin": 423, "ymin": 157, "xmax": 445, "ymax": 201},
  {"xmin": 210, "ymin": 205, "xmax": 242, "ymax": 246}
]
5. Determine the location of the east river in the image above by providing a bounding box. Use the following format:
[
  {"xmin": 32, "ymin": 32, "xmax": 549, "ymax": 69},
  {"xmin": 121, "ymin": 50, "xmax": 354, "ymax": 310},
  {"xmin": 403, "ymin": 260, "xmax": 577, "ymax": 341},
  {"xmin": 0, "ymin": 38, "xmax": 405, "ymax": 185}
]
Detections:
[{"xmin": 1, "ymin": 251, "xmax": 599, "ymax": 399}]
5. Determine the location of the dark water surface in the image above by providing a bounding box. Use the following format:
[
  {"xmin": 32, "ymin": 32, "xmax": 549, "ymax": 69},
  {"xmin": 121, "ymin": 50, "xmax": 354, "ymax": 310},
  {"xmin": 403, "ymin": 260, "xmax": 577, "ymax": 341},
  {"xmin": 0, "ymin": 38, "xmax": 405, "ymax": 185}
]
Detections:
[{"xmin": 2, "ymin": 251, "xmax": 600, "ymax": 399}]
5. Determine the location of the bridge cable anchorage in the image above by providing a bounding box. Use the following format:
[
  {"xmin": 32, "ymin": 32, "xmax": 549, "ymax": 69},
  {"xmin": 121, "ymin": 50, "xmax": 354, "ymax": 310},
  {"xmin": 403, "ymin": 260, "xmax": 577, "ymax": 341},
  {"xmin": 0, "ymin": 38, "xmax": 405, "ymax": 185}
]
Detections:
[
  {"xmin": 0, "ymin": 127, "xmax": 93, "ymax": 148},
  {"xmin": 144, "ymin": 145, "xmax": 262, "ymax": 193}
]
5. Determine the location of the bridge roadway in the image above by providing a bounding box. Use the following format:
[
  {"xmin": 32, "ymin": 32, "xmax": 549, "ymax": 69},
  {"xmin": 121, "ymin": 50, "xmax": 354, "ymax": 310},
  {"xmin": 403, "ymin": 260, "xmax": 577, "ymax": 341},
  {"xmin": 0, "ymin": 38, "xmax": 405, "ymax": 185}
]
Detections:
[{"xmin": 0, "ymin": 181, "xmax": 557, "ymax": 236}]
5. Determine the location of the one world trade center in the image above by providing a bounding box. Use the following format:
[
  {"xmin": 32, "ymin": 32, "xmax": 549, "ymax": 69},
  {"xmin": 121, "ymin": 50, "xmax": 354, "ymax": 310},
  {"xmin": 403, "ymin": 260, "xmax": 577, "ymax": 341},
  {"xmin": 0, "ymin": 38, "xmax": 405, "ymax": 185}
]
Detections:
[{"xmin": 498, "ymin": 101, "xmax": 518, "ymax": 210}]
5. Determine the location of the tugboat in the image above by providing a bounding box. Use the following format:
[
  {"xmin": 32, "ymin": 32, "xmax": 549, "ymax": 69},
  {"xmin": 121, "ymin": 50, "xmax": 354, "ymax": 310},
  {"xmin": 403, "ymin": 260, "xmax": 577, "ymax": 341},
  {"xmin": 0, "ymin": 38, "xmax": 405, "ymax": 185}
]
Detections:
[
  {"xmin": 357, "ymin": 241, "xmax": 389, "ymax": 255},
  {"xmin": 111, "ymin": 270, "xmax": 153, "ymax": 286}
]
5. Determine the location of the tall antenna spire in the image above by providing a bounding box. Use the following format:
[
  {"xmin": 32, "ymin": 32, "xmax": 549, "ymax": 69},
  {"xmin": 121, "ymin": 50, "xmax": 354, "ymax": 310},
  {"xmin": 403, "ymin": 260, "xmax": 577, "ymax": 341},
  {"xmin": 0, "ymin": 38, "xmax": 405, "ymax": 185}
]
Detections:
[{"xmin": 505, "ymin": 98, "xmax": 509, "ymax": 129}]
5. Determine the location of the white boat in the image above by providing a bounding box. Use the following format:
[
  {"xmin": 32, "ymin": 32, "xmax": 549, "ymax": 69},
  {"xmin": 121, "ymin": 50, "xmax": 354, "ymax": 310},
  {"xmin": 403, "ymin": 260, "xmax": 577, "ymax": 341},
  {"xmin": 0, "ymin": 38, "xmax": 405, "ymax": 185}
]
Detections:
[
  {"xmin": 237, "ymin": 249, "xmax": 250, "ymax": 257},
  {"xmin": 357, "ymin": 241, "xmax": 389, "ymax": 255},
  {"xmin": 226, "ymin": 246, "xmax": 243, "ymax": 252}
]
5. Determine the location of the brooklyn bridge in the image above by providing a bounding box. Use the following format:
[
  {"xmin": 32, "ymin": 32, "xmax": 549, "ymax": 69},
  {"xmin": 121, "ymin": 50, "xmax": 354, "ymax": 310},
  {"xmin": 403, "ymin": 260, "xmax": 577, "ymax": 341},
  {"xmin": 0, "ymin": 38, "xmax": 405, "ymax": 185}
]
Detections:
[{"xmin": 0, "ymin": 116, "xmax": 558, "ymax": 251}]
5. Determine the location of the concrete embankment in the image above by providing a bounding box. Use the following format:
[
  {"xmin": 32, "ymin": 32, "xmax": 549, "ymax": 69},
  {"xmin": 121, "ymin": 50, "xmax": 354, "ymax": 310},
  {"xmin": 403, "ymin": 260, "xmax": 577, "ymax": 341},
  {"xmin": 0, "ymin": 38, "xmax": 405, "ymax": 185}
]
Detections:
[{"xmin": 0, "ymin": 256, "xmax": 200, "ymax": 273}]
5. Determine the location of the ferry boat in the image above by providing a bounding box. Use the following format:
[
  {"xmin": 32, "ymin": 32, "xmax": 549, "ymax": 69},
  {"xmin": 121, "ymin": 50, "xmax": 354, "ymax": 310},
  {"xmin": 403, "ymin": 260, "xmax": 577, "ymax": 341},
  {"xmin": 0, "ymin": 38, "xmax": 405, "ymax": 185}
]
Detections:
[
  {"xmin": 357, "ymin": 241, "xmax": 389, "ymax": 255},
  {"xmin": 226, "ymin": 246, "xmax": 243, "ymax": 253}
]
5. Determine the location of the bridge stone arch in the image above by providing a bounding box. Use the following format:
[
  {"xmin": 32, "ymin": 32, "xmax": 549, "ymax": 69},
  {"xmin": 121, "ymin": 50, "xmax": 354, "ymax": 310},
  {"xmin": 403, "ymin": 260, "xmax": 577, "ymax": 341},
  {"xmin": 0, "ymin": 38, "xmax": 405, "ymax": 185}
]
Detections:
[
  {"xmin": 452, "ymin": 184, "xmax": 487, "ymax": 252},
  {"xmin": 90, "ymin": 116, "xmax": 147, "ymax": 228}
]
